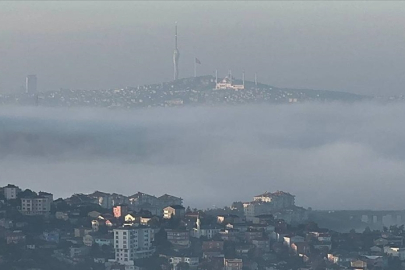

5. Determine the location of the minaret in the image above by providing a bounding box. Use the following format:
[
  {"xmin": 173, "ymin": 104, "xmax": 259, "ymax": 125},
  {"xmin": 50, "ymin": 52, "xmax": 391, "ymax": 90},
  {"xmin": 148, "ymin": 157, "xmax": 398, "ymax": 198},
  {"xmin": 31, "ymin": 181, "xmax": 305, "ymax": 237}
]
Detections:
[
  {"xmin": 173, "ymin": 22, "xmax": 180, "ymax": 80},
  {"xmin": 242, "ymin": 71, "xmax": 245, "ymax": 88},
  {"xmin": 196, "ymin": 216, "xmax": 201, "ymax": 237},
  {"xmin": 215, "ymin": 70, "xmax": 218, "ymax": 89}
]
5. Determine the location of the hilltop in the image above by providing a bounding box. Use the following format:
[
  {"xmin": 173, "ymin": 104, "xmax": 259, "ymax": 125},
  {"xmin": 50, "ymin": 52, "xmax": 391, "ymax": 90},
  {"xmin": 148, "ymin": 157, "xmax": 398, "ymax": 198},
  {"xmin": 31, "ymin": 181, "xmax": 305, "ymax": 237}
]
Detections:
[{"xmin": 0, "ymin": 75, "xmax": 369, "ymax": 108}]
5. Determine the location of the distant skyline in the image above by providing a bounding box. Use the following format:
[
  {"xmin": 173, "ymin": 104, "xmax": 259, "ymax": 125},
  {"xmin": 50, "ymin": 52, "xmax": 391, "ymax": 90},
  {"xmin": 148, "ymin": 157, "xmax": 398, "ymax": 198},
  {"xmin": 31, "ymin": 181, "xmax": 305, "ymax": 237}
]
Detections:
[{"xmin": 1, "ymin": 2, "xmax": 405, "ymax": 95}]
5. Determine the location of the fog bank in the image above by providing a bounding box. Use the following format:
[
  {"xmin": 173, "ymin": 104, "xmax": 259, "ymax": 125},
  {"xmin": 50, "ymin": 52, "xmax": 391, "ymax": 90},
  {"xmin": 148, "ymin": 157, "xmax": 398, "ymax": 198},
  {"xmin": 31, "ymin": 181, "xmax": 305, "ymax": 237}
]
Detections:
[{"xmin": 1, "ymin": 103, "xmax": 404, "ymax": 210}]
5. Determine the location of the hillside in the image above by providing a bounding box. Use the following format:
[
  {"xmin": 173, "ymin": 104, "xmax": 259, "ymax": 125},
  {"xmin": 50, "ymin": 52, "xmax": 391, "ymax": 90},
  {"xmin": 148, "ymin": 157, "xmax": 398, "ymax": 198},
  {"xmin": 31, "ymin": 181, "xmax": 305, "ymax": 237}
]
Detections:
[{"xmin": 0, "ymin": 75, "xmax": 369, "ymax": 108}]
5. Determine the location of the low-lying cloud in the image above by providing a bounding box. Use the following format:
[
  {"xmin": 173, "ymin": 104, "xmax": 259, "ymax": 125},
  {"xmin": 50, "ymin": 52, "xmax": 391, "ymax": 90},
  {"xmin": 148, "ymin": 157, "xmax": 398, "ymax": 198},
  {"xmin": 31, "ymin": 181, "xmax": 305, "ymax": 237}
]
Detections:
[{"xmin": 1, "ymin": 103, "xmax": 404, "ymax": 210}]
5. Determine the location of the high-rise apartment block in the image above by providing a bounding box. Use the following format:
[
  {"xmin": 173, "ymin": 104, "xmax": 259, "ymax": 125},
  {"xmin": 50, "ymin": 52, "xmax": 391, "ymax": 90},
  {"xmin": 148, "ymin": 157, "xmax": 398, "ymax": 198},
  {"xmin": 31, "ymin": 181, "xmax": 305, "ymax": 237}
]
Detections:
[
  {"xmin": 26, "ymin": 75, "xmax": 37, "ymax": 94},
  {"xmin": 113, "ymin": 225, "xmax": 155, "ymax": 267}
]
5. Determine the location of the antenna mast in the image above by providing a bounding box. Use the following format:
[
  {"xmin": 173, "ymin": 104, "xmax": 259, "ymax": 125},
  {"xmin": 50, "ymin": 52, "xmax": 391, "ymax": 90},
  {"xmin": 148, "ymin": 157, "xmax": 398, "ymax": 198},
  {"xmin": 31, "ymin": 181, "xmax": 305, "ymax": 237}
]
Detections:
[{"xmin": 173, "ymin": 22, "xmax": 180, "ymax": 80}]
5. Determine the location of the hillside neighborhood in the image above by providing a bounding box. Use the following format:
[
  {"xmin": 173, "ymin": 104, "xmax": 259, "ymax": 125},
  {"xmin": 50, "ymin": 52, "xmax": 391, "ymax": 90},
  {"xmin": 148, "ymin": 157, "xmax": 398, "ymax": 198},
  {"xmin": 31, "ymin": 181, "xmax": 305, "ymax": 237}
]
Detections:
[
  {"xmin": 0, "ymin": 184, "xmax": 404, "ymax": 270},
  {"xmin": 0, "ymin": 76, "xmax": 368, "ymax": 108}
]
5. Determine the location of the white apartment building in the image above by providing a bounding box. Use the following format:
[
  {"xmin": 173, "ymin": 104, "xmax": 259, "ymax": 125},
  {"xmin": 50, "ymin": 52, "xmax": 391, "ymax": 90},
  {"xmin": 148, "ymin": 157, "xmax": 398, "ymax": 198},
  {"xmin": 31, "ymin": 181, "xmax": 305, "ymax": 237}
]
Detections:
[
  {"xmin": 21, "ymin": 192, "xmax": 53, "ymax": 216},
  {"xmin": 3, "ymin": 184, "xmax": 21, "ymax": 200},
  {"xmin": 224, "ymin": 258, "xmax": 243, "ymax": 270},
  {"xmin": 169, "ymin": 256, "xmax": 199, "ymax": 270},
  {"xmin": 113, "ymin": 225, "xmax": 155, "ymax": 266},
  {"xmin": 192, "ymin": 217, "xmax": 221, "ymax": 239},
  {"xmin": 244, "ymin": 191, "xmax": 296, "ymax": 221}
]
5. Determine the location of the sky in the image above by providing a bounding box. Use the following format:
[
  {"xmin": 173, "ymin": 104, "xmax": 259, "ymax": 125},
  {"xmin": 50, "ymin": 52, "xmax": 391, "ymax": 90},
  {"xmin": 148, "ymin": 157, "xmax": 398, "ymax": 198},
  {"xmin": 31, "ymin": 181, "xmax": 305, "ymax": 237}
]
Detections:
[
  {"xmin": 1, "ymin": 103, "xmax": 405, "ymax": 210},
  {"xmin": 1, "ymin": 1, "xmax": 405, "ymax": 95}
]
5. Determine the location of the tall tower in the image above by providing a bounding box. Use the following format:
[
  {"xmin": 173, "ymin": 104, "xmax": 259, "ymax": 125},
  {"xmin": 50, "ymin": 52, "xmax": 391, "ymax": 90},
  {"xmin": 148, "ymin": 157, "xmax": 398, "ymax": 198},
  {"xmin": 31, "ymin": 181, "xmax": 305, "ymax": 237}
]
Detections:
[{"xmin": 173, "ymin": 22, "xmax": 180, "ymax": 80}]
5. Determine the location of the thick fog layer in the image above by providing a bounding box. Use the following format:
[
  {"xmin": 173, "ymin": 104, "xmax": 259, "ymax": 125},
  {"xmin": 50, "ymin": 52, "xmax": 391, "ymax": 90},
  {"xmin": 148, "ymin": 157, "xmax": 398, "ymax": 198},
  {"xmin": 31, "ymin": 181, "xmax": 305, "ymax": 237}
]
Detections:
[{"xmin": 1, "ymin": 103, "xmax": 404, "ymax": 210}]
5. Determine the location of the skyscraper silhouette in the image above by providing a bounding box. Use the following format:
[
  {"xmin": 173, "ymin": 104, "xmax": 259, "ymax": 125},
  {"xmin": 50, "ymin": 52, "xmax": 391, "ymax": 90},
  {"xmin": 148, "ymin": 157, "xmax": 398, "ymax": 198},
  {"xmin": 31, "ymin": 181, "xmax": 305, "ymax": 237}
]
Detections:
[{"xmin": 26, "ymin": 75, "xmax": 37, "ymax": 94}]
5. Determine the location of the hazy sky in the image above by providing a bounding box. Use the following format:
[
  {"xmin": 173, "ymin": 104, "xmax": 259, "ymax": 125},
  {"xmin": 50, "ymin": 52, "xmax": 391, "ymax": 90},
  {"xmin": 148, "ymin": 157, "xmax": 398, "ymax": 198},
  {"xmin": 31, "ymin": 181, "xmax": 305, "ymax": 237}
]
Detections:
[
  {"xmin": 2, "ymin": 103, "xmax": 405, "ymax": 210},
  {"xmin": 1, "ymin": 2, "xmax": 405, "ymax": 95}
]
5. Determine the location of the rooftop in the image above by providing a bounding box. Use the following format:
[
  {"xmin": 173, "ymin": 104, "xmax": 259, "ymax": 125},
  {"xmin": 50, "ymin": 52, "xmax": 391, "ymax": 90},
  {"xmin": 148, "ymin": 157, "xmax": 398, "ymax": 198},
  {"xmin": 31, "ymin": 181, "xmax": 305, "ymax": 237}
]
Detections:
[
  {"xmin": 166, "ymin": 205, "xmax": 185, "ymax": 210},
  {"xmin": 158, "ymin": 194, "xmax": 182, "ymax": 200},
  {"xmin": 254, "ymin": 191, "xmax": 294, "ymax": 198},
  {"xmin": 4, "ymin": 184, "xmax": 19, "ymax": 188}
]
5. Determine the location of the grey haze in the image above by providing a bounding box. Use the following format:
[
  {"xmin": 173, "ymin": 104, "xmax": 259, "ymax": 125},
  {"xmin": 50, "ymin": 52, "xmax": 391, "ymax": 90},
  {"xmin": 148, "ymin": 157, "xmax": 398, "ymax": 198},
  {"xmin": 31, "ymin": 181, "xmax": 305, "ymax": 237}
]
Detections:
[
  {"xmin": 1, "ymin": 103, "xmax": 404, "ymax": 210},
  {"xmin": 1, "ymin": 2, "xmax": 405, "ymax": 95}
]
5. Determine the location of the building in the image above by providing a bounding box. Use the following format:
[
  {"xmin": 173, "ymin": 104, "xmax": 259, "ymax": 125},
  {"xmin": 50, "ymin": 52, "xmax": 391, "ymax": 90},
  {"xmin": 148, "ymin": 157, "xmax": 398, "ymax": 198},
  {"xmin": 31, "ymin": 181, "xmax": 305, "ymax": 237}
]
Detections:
[
  {"xmin": 20, "ymin": 192, "xmax": 53, "ymax": 216},
  {"xmin": 384, "ymin": 246, "xmax": 405, "ymax": 260},
  {"xmin": 169, "ymin": 256, "xmax": 199, "ymax": 270},
  {"xmin": 113, "ymin": 204, "xmax": 129, "ymax": 218},
  {"xmin": 224, "ymin": 258, "xmax": 243, "ymax": 270},
  {"xmin": 291, "ymin": 242, "xmax": 310, "ymax": 256},
  {"xmin": 158, "ymin": 194, "xmax": 183, "ymax": 208},
  {"xmin": 128, "ymin": 192, "xmax": 161, "ymax": 215},
  {"xmin": 0, "ymin": 218, "xmax": 13, "ymax": 229},
  {"xmin": 202, "ymin": 240, "xmax": 224, "ymax": 251},
  {"xmin": 252, "ymin": 214, "xmax": 274, "ymax": 225},
  {"xmin": 215, "ymin": 74, "xmax": 244, "ymax": 91},
  {"xmin": 217, "ymin": 214, "xmax": 243, "ymax": 224},
  {"xmin": 83, "ymin": 234, "xmax": 94, "ymax": 247},
  {"xmin": 95, "ymin": 235, "xmax": 114, "ymax": 246},
  {"xmin": 3, "ymin": 184, "xmax": 21, "ymax": 200},
  {"xmin": 202, "ymin": 240, "xmax": 224, "ymax": 258},
  {"xmin": 129, "ymin": 192, "xmax": 158, "ymax": 206},
  {"xmin": 252, "ymin": 238, "xmax": 270, "ymax": 252},
  {"xmin": 39, "ymin": 191, "xmax": 53, "ymax": 201},
  {"xmin": 90, "ymin": 191, "xmax": 113, "ymax": 209},
  {"xmin": 166, "ymin": 229, "xmax": 190, "ymax": 249},
  {"xmin": 253, "ymin": 191, "xmax": 295, "ymax": 208},
  {"xmin": 351, "ymin": 259, "xmax": 367, "ymax": 269},
  {"xmin": 6, "ymin": 230, "xmax": 26, "ymax": 244},
  {"xmin": 43, "ymin": 231, "xmax": 60, "ymax": 243},
  {"xmin": 243, "ymin": 191, "xmax": 304, "ymax": 222},
  {"xmin": 245, "ymin": 229, "xmax": 264, "ymax": 242},
  {"xmin": 55, "ymin": 211, "xmax": 69, "ymax": 221},
  {"xmin": 26, "ymin": 75, "xmax": 37, "ymax": 94},
  {"xmin": 124, "ymin": 214, "xmax": 136, "ymax": 223},
  {"xmin": 192, "ymin": 217, "xmax": 221, "ymax": 239},
  {"xmin": 283, "ymin": 235, "xmax": 305, "ymax": 247},
  {"xmin": 74, "ymin": 227, "xmax": 93, "ymax": 238},
  {"xmin": 163, "ymin": 205, "xmax": 185, "ymax": 219},
  {"xmin": 113, "ymin": 224, "xmax": 155, "ymax": 265}
]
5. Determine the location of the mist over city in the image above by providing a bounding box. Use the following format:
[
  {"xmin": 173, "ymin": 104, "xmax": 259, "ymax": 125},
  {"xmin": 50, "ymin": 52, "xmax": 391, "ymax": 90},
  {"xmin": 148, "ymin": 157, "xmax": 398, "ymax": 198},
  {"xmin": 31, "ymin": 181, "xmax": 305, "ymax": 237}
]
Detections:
[
  {"xmin": 1, "ymin": 102, "xmax": 404, "ymax": 210},
  {"xmin": 1, "ymin": 2, "xmax": 405, "ymax": 270}
]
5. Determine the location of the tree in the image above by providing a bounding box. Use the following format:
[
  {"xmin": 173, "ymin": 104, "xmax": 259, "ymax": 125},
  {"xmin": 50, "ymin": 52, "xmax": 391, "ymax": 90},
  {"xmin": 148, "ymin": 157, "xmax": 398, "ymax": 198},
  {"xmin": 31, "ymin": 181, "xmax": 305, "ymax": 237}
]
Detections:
[
  {"xmin": 363, "ymin": 226, "xmax": 372, "ymax": 234},
  {"xmin": 231, "ymin": 201, "xmax": 243, "ymax": 211},
  {"xmin": 17, "ymin": 189, "xmax": 37, "ymax": 199},
  {"xmin": 305, "ymin": 221, "xmax": 319, "ymax": 232},
  {"xmin": 177, "ymin": 262, "xmax": 190, "ymax": 270}
]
